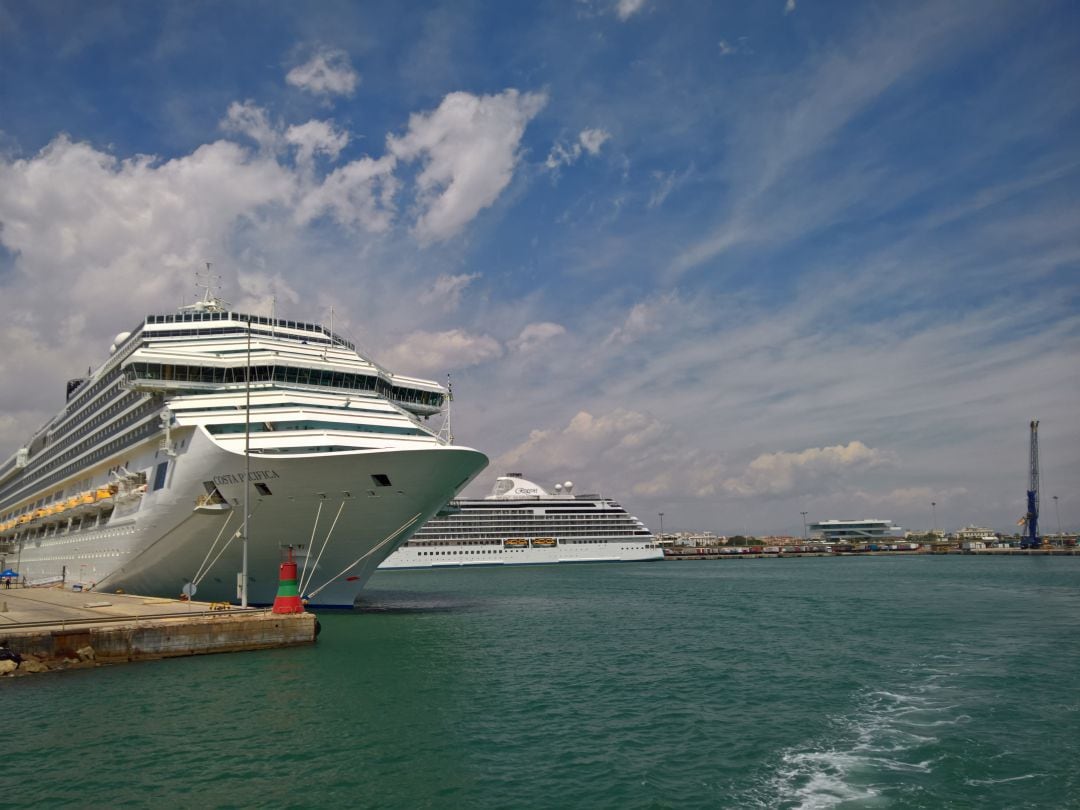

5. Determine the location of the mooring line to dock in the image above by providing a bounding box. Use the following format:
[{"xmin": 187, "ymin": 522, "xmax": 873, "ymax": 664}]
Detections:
[
  {"xmin": 304, "ymin": 513, "xmax": 420, "ymax": 601},
  {"xmin": 298, "ymin": 500, "xmax": 324, "ymax": 594},
  {"xmin": 190, "ymin": 513, "xmax": 236, "ymax": 588},
  {"xmin": 298, "ymin": 501, "xmax": 345, "ymax": 597}
]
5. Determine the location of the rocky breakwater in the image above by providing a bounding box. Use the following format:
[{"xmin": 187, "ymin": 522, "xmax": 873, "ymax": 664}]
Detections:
[{"xmin": 1, "ymin": 642, "xmax": 99, "ymax": 676}]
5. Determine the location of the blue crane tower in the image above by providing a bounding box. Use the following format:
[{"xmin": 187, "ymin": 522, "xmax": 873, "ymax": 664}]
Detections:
[{"xmin": 1020, "ymin": 419, "xmax": 1041, "ymax": 549}]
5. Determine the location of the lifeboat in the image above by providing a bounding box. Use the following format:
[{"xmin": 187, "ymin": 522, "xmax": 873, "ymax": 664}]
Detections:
[
  {"xmin": 93, "ymin": 486, "xmax": 115, "ymax": 508},
  {"xmin": 71, "ymin": 491, "xmax": 97, "ymax": 516}
]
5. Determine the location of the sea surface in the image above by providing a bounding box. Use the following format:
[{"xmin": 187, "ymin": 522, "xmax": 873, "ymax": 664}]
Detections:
[{"xmin": 3, "ymin": 555, "xmax": 1079, "ymax": 809}]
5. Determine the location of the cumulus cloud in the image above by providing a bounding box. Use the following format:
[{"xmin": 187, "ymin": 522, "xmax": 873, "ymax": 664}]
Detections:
[
  {"xmin": 295, "ymin": 154, "xmax": 398, "ymax": 232},
  {"xmin": 546, "ymin": 127, "xmax": 611, "ymax": 170},
  {"xmin": 0, "ymin": 134, "xmax": 299, "ymax": 446},
  {"xmin": 419, "ymin": 272, "xmax": 481, "ymax": 311},
  {"xmin": 286, "ymin": 47, "xmax": 359, "ymax": 97},
  {"xmin": 285, "ymin": 120, "xmax": 349, "ymax": 169},
  {"xmin": 615, "ymin": 0, "xmax": 647, "ymax": 20},
  {"xmin": 509, "ymin": 322, "xmax": 566, "ymax": 354},
  {"xmin": 221, "ymin": 101, "xmax": 280, "ymax": 152},
  {"xmin": 723, "ymin": 441, "xmax": 890, "ymax": 498},
  {"xmin": 0, "ymin": 135, "xmax": 294, "ymax": 287},
  {"xmin": 388, "ymin": 89, "xmax": 547, "ymax": 243},
  {"xmin": 378, "ymin": 329, "xmax": 503, "ymax": 374},
  {"xmin": 497, "ymin": 408, "xmax": 668, "ymax": 472}
]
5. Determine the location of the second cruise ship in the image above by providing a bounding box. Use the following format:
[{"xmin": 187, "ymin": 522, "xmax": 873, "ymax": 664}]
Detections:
[
  {"xmin": 378, "ymin": 473, "xmax": 662, "ymax": 569},
  {"xmin": 0, "ymin": 286, "xmax": 488, "ymax": 606}
]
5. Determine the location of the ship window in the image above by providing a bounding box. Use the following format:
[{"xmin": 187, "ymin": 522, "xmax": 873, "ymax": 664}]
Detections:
[
  {"xmin": 254, "ymin": 483, "xmax": 272, "ymax": 496},
  {"xmin": 371, "ymin": 474, "xmax": 392, "ymax": 487},
  {"xmin": 152, "ymin": 461, "xmax": 169, "ymax": 491}
]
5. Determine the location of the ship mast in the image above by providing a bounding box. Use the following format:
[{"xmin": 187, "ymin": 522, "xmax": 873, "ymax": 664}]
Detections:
[{"xmin": 241, "ymin": 313, "xmax": 251, "ymax": 607}]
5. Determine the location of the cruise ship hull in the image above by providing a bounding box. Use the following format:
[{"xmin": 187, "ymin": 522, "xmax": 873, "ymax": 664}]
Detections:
[
  {"xmin": 377, "ymin": 474, "xmax": 662, "ymax": 571},
  {"xmin": 13, "ymin": 428, "xmax": 487, "ymax": 607},
  {"xmin": 378, "ymin": 541, "xmax": 663, "ymax": 569}
]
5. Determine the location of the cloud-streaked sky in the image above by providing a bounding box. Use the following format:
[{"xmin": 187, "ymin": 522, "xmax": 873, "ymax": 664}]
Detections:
[{"xmin": 1, "ymin": 0, "xmax": 1077, "ymax": 536}]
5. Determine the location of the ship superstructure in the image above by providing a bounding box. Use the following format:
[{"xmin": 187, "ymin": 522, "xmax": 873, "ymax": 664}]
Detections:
[
  {"xmin": 378, "ymin": 473, "xmax": 661, "ymax": 569},
  {"xmin": 0, "ymin": 291, "xmax": 487, "ymax": 606}
]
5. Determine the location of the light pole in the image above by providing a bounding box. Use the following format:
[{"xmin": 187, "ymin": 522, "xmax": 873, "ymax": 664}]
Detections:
[
  {"xmin": 801, "ymin": 511, "xmax": 808, "ymax": 541},
  {"xmin": 1054, "ymin": 495, "xmax": 1062, "ymax": 546},
  {"xmin": 931, "ymin": 501, "xmax": 937, "ymax": 537},
  {"xmin": 658, "ymin": 512, "xmax": 664, "ymax": 543}
]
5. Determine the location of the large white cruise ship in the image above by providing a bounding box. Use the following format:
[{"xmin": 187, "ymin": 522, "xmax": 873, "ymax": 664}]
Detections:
[
  {"xmin": 378, "ymin": 473, "xmax": 662, "ymax": 569},
  {"xmin": 0, "ymin": 289, "xmax": 487, "ymax": 607}
]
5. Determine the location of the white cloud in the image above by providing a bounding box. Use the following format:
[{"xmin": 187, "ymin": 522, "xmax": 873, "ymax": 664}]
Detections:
[
  {"xmin": 221, "ymin": 101, "xmax": 280, "ymax": 152},
  {"xmin": 0, "ymin": 134, "xmax": 298, "ymax": 446},
  {"xmin": 615, "ymin": 0, "xmax": 647, "ymax": 20},
  {"xmin": 546, "ymin": 127, "xmax": 612, "ymax": 170},
  {"xmin": 386, "ymin": 91, "xmax": 546, "ymax": 241},
  {"xmin": 723, "ymin": 441, "xmax": 891, "ymax": 498},
  {"xmin": 509, "ymin": 322, "xmax": 566, "ymax": 354},
  {"xmin": 579, "ymin": 128, "xmax": 611, "ymax": 155},
  {"xmin": 784, "ymin": 0, "xmax": 796, "ymax": 14},
  {"xmin": 388, "ymin": 89, "xmax": 547, "ymax": 243},
  {"xmin": 295, "ymin": 154, "xmax": 398, "ymax": 232},
  {"xmin": 285, "ymin": 120, "xmax": 349, "ymax": 169},
  {"xmin": 286, "ymin": 47, "xmax": 359, "ymax": 97},
  {"xmin": 497, "ymin": 408, "xmax": 668, "ymax": 472},
  {"xmin": 419, "ymin": 272, "xmax": 480, "ymax": 311},
  {"xmin": 378, "ymin": 329, "xmax": 503, "ymax": 374},
  {"xmin": 604, "ymin": 292, "xmax": 678, "ymax": 345}
]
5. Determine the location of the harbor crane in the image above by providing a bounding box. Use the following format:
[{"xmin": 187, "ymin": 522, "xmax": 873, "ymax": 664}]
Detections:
[{"xmin": 1019, "ymin": 420, "xmax": 1041, "ymax": 549}]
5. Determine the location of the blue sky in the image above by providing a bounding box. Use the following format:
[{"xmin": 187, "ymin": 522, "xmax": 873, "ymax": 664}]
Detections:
[{"xmin": 1, "ymin": 0, "xmax": 1077, "ymax": 536}]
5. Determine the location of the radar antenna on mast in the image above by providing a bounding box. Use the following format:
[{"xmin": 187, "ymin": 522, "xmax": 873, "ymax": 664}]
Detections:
[{"xmin": 179, "ymin": 262, "xmax": 230, "ymax": 313}]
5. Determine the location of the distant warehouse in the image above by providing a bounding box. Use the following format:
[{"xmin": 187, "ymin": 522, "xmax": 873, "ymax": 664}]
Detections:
[{"xmin": 809, "ymin": 519, "xmax": 902, "ymax": 543}]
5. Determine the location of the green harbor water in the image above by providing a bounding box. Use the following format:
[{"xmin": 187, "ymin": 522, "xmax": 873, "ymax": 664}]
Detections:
[{"xmin": 4, "ymin": 556, "xmax": 1079, "ymax": 808}]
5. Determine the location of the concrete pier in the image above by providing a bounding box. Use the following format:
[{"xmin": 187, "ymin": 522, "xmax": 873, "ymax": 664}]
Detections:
[{"xmin": 0, "ymin": 586, "xmax": 316, "ymax": 675}]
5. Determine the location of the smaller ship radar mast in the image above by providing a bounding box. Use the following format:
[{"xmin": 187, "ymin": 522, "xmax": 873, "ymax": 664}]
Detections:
[{"xmin": 179, "ymin": 262, "xmax": 230, "ymax": 314}]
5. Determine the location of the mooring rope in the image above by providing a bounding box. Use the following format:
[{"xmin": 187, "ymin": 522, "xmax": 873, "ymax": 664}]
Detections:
[
  {"xmin": 298, "ymin": 500, "xmax": 345, "ymax": 597},
  {"xmin": 298, "ymin": 500, "xmax": 324, "ymax": 593},
  {"xmin": 192, "ymin": 527, "xmax": 243, "ymax": 588},
  {"xmin": 191, "ymin": 513, "xmax": 235, "ymax": 587},
  {"xmin": 190, "ymin": 499, "xmax": 264, "ymax": 590},
  {"xmin": 304, "ymin": 512, "xmax": 420, "ymax": 601}
]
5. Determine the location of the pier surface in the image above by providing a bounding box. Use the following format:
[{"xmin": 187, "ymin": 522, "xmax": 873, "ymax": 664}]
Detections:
[{"xmin": 0, "ymin": 586, "xmax": 315, "ymax": 675}]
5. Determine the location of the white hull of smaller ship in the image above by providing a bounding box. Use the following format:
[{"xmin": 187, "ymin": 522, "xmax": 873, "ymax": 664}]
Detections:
[{"xmin": 378, "ymin": 541, "xmax": 663, "ymax": 569}]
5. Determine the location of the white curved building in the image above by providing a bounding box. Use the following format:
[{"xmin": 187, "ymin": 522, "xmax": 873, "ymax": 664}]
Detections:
[
  {"xmin": 0, "ymin": 292, "xmax": 487, "ymax": 606},
  {"xmin": 378, "ymin": 473, "xmax": 662, "ymax": 568},
  {"xmin": 808, "ymin": 519, "xmax": 902, "ymax": 543}
]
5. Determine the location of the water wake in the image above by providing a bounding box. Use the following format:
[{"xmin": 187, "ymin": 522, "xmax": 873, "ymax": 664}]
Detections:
[{"xmin": 758, "ymin": 658, "xmax": 970, "ymax": 808}]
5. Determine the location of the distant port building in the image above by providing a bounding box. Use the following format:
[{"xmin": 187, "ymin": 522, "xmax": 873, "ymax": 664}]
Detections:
[
  {"xmin": 809, "ymin": 519, "xmax": 902, "ymax": 543},
  {"xmin": 956, "ymin": 525, "xmax": 997, "ymax": 543}
]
